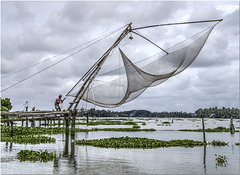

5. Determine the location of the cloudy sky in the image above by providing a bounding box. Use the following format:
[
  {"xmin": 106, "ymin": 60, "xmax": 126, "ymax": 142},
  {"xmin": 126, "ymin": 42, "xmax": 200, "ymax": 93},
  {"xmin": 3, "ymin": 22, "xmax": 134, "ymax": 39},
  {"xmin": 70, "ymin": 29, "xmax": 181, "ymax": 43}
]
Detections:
[{"xmin": 1, "ymin": 1, "xmax": 239, "ymax": 113}]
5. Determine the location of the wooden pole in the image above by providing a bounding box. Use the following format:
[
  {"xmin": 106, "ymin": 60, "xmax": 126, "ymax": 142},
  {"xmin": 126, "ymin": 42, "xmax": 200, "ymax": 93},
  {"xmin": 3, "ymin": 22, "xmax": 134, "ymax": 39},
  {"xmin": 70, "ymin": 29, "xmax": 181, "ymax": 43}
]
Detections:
[
  {"xmin": 202, "ymin": 116, "xmax": 206, "ymax": 143},
  {"xmin": 65, "ymin": 114, "xmax": 69, "ymax": 134},
  {"xmin": 10, "ymin": 121, "xmax": 14, "ymax": 137},
  {"xmin": 230, "ymin": 117, "xmax": 235, "ymax": 134},
  {"xmin": 26, "ymin": 116, "xmax": 28, "ymax": 127},
  {"xmin": 58, "ymin": 119, "xmax": 61, "ymax": 126},
  {"xmin": 86, "ymin": 113, "xmax": 89, "ymax": 125},
  {"xmin": 7, "ymin": 115, "xmax": 10, "ymax": 126},
  {"xmin": 71, "ymin": 115, "xmax": 75, "ymax": 136}
]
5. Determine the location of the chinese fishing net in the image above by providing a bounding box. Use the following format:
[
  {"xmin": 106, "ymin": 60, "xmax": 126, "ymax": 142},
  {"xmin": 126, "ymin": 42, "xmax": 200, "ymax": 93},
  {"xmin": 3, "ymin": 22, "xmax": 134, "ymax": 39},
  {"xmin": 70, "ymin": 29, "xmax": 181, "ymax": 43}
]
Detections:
[{"xmin": 67, "ymin": 22, "xmax": 218, "ymax": 108}]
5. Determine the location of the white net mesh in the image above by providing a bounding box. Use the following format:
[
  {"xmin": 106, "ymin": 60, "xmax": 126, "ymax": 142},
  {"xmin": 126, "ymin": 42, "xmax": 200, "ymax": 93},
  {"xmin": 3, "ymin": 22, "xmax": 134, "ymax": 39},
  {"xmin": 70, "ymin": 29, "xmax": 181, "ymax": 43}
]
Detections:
[{"xmin": 68, "ymin": 24, "xmax": 216, "ymax": 108}]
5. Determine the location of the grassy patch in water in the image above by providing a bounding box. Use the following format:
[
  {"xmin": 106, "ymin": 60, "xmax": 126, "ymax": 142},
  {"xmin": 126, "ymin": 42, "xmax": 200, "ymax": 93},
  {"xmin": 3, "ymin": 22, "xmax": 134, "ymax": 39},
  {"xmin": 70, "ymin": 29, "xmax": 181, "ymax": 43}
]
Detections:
[
  {"xmin": 1, "ymin": 125, "xmax": 155, "ymax": 137},
  {"xmin": 132, "ymin": 125, "xmax": 141, "ymax": 129},
  {"xmin": 215, "ymin": 154, "xmax": 228, "ymax": 167},
  {"xmin": 1, "ymin": 125, "xmax": 65, "ymax": 135},
  {"xmin": 68, "ymin": 120, "xmax": 139, "ymax": 126},
  {"xmin": 75, "ymin": 136, "xmax": 206, "ymax": 149},
  {"xmin": 210, "ymin": 140, "xmax": 228, "ymax": 146},
  {"xmin": 74, "ymin": 128, "xmax": 155, "ymax": 132},
  {"xmin": 1, "ymin": 135, "xmax": 55, "ymax": 144},
  {"xmin": 17, "ymin": 150, "xmax": 56, "ymax": 162},
  {"xmin": 179, "ymin": 126, "xmax": 239, "ymax": 132},
  {"xmin": 235, "ymin": 142, "xmax": 240, "ymax": 146},
  {"xmin": 161, "ymin": 121, "xmax": 171, "ymax": 124}
]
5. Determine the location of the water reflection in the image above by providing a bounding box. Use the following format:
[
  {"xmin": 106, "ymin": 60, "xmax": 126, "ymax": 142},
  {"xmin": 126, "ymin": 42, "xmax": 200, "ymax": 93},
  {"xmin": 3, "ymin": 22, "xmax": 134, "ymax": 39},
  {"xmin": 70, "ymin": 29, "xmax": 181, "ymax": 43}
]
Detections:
[
  {"xmin": 52, "ymin": 130, "xmax": 78, "ymax": 174},
  {"xmin": 203, "ymin": 145, "xmax": 207, "ymax": 174},
  {"xmin": 1, "ymin": 118, "xmax": 239, "ymax": 174}
]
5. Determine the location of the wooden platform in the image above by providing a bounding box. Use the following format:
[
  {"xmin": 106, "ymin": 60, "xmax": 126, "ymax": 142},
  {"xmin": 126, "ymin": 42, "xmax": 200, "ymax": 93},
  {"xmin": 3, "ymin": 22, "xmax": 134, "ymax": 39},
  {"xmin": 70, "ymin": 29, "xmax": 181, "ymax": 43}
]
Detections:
[{"xmin": 1, "ymin": 110, "xmax": 70, "ymax": 124}]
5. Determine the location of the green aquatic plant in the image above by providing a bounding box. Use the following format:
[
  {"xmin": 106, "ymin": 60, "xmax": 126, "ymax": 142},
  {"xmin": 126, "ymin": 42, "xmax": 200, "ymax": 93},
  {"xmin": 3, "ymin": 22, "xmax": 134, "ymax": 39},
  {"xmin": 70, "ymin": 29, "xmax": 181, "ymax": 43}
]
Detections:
[
  {"xmin": 1, "ymin": 135, "xmax": 55, "ymax": 144},
  {"xmin": 215, "ymin": 154, "xmax": 228, "ymax": 167},
  {"xmin": 74, "ymin": 120, "xmax": 138, "ymax": 126},
  {"xmin": 74, "ymin": 128, "xmax": 155, "ymax": 132},
  {"xmin": 75, "ymin": 137, "xmax": 206, "ymax": 149},
  {"xmin": 210, "ymin": 140, "xmax": 228, "ymax": 146},
  {"xmin": 132, "ymin": 125, "xmax": 140, "ymax": 129},
  {"xmin": 17, "ymin": 150, "xmax": 56, "ymax": 162},
  {"xmin": 179, "ymin": 126, "xmax": 239, "ymax": 132},
  {"xmin": 235, "ymin": 142, "xmax": 240, "ymax": 146},
  {"xmin": 162, "ymin": 121, "xmax": 171, "ymax": 124},
  {"xmin": 1, "ymin": 125, "xmax": 65, "ymax": 135}
]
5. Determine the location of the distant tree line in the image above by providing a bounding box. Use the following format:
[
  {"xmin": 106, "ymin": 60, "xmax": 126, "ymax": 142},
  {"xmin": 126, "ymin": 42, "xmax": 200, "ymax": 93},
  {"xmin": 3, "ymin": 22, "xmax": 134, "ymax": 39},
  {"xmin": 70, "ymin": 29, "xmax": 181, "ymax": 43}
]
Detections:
[
  {"xmin": 78, "ymin": 107, "xmax": 239, "ymax": 119},
  {"xmin": 0, "ymin": 98, "xmax": 238, "ymax": 119},
  {"xmin": 195, "ymin": 107, "xmax": 239, "ymax": 119}
]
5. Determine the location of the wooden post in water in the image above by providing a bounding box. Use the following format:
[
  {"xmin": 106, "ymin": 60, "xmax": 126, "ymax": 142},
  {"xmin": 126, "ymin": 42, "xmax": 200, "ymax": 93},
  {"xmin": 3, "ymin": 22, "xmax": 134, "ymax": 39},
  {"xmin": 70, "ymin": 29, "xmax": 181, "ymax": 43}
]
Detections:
[
  {"xmin": 58, "ymin": 119, "xmax": 61, "ymax": 126},
  {"xmin": 10, "ymin": 121, "xmax": 14, "ymax": 137},
  {"xmin": 65, "ymin": 113, "xmax": 69, "ymax": 134},
  {"xmin": 71, "ymin": 110, "xmax": 76, "ymax": 137},
  {"xmin": 26, "ymin": 116, "xmax": 28, "ymax": 127},
  {"xmin": 230, "ymin": 117, "xmax": 235, "ymax": 134},
  {"xmin": 7, "ymin": 115, "xmax": 10, "ymax": 126},
  {"xmin": 202, "ymin": 116, "xmax": 206, "ymax": 144},
  {"xmin": 86, "ymin": 112, "xmax": 89, "ymax": 124}
]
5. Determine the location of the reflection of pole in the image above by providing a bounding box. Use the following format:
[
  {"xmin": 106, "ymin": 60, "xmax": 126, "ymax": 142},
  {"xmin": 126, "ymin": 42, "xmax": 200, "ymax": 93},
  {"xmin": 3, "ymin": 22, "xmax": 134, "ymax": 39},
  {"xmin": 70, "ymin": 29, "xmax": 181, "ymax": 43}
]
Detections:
[
  {"xmin": 63, "ymin": 131, "xmax": 69, "ymax": 157},
  {"xmin": 71, "ymin": 133, "xmax": 75, "ymax": 157},
  {"xmin": 202, "ymin": 117, "xmax": 206, "ymax": 143},
  {"xmin": 70, "ymin": 133, "xmax": 77, "ymax": 174},
  {"xmin": 53, "ymin": 157, "xmax": 60, "ymax": 174},
  {"xmin": 203, "ymin": 145, "xmax": 207, "ymax": 174}
]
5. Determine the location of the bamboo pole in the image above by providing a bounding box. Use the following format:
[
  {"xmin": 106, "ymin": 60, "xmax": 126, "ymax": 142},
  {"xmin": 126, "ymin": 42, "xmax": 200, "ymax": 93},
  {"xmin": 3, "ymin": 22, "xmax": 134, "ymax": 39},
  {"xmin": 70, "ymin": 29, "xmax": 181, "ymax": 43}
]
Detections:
[
  {"xmin": 132, "ymin": 19, "xmax": 223, "ymax": 30},
  {"xmin": 202, "ymin": 116, "xmax": 206, "ymax": 143},
  {"xmin": 10, "ymin": 121, "xmax": 14, "ymax": 137}
]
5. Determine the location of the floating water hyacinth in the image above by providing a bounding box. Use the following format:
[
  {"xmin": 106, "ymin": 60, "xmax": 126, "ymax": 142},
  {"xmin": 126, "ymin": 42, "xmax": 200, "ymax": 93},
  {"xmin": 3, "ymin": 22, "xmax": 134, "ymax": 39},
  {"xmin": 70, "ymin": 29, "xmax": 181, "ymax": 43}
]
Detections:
[
  {"xmin": 215, "ymin": 154, "xmax": 228, "ymax": 167},
  {"xmin": 17, "ymin": 150, "xmax": 56, "ymax": 162},
  {"xmin": 75, "ymin": 136, "xmax": 207, "ymax": 149},
  {"xmin": 1, "ymin": 135, "xmax": 55, "ymax": 144}
]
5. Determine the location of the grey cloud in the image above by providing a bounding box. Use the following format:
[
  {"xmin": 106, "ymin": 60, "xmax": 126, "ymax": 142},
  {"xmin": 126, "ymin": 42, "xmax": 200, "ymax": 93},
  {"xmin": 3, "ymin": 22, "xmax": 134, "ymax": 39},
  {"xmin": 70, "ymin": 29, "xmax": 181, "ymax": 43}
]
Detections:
[
  {"xmin": 1, "ymin": 1, "xmax": 239, "ymax": 112},
  {"xmin": 5, "ymin": 1, "xmax": 34, "ymax": 22}
]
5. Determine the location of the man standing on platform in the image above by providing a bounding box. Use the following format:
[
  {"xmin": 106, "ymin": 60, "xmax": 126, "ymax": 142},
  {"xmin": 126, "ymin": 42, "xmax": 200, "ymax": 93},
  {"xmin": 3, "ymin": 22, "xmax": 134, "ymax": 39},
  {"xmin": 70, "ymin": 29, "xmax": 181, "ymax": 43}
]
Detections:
[{"xmin": 55, "ymin": 94, "xmax": 65, "ymax": 111}]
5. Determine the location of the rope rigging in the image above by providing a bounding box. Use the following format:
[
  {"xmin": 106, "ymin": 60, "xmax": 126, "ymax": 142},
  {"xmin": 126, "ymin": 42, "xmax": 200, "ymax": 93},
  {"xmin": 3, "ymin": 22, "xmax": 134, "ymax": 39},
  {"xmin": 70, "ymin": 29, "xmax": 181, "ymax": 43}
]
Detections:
[
  {"xmin": 2, "ymin": 19, "xmax": 223, "ymax": 111},
  {"xmin": 66, "ymin": 19, "xmax": 223, "ymax": 109},
  {"xmin": 1, "ymin": 24, "xmax": 128, "ymax": 92}
]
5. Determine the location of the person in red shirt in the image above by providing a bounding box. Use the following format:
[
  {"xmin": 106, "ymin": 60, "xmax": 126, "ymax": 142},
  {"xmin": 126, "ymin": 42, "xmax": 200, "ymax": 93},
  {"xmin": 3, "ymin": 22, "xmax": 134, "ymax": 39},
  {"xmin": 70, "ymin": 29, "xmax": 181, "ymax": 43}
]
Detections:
[{"xmin": 55, "ymin": 94, "xmax": 65, "ymax": 111}]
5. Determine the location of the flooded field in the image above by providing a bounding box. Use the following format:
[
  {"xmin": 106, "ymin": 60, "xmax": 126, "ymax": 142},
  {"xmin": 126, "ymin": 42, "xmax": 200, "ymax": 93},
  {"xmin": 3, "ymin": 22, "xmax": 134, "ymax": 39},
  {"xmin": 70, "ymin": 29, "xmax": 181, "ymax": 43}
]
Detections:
[{"xmin": 1, "ymin": 117, "xmax": 239, "ymax": 174}]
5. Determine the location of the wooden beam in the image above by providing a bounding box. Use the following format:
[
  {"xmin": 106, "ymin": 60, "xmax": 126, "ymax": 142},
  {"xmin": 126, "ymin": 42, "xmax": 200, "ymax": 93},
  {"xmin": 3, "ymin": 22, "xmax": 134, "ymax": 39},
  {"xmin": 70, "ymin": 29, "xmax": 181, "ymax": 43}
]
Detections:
[{"xmin": 1, "ymin": 111, "xmax": 69, "ymax": 116}]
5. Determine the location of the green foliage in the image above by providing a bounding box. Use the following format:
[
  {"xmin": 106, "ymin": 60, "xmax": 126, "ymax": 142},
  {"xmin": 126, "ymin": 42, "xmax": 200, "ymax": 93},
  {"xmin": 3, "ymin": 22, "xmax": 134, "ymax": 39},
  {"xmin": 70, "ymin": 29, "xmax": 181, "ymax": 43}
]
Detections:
[
  {"xmin": 75, "ymin": 127, "xmax": 155, "ymax": 132},
  {"xmin": 179, "ymin": 126, "xmax": 238, "ymax": 132},
  {"xmin": 17, "ymin": 150, "xmax": 56, "ymax": 162},
  {"xmin": 210, "ymin": 140, "xmax": 228, "ymax": 146},
  {"xmin": 1, "ymin": 98, "xmax": 12, "ymax": 111},
  {"xmin": 195, "ymin": 107, "xmax": 239, "ymax": 119},
  {"xmin": 75, "ymin": 136, "xmax": 206, "ymax": 149},
  {"xmin": 132, "ymin": 125, "xmax": 141, "ymax": 129},
  {"xmin": 215, "ymin": 154, "xmax": 228, "ymax": 167},
  {"xmin": 78, "ymin": 108, "xmax": 193, "ymax": 118},
  {"xmin": 1, "ymin": 135, "xmax": 55, "ymax": 144},
  {"xmin": 75, "ymin": 120, "xmax": 138, "ymax": 126},
  {"xmin": 235, "ymin": 142, "xmax": 240, "ymax": 146},
  {"xmin": 162, "ymin": 121, "xmax": 171, "ymax": 124},
  {"xmin": 1, "ymin": 125, "xmax": 65, "ymax": 135}
]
